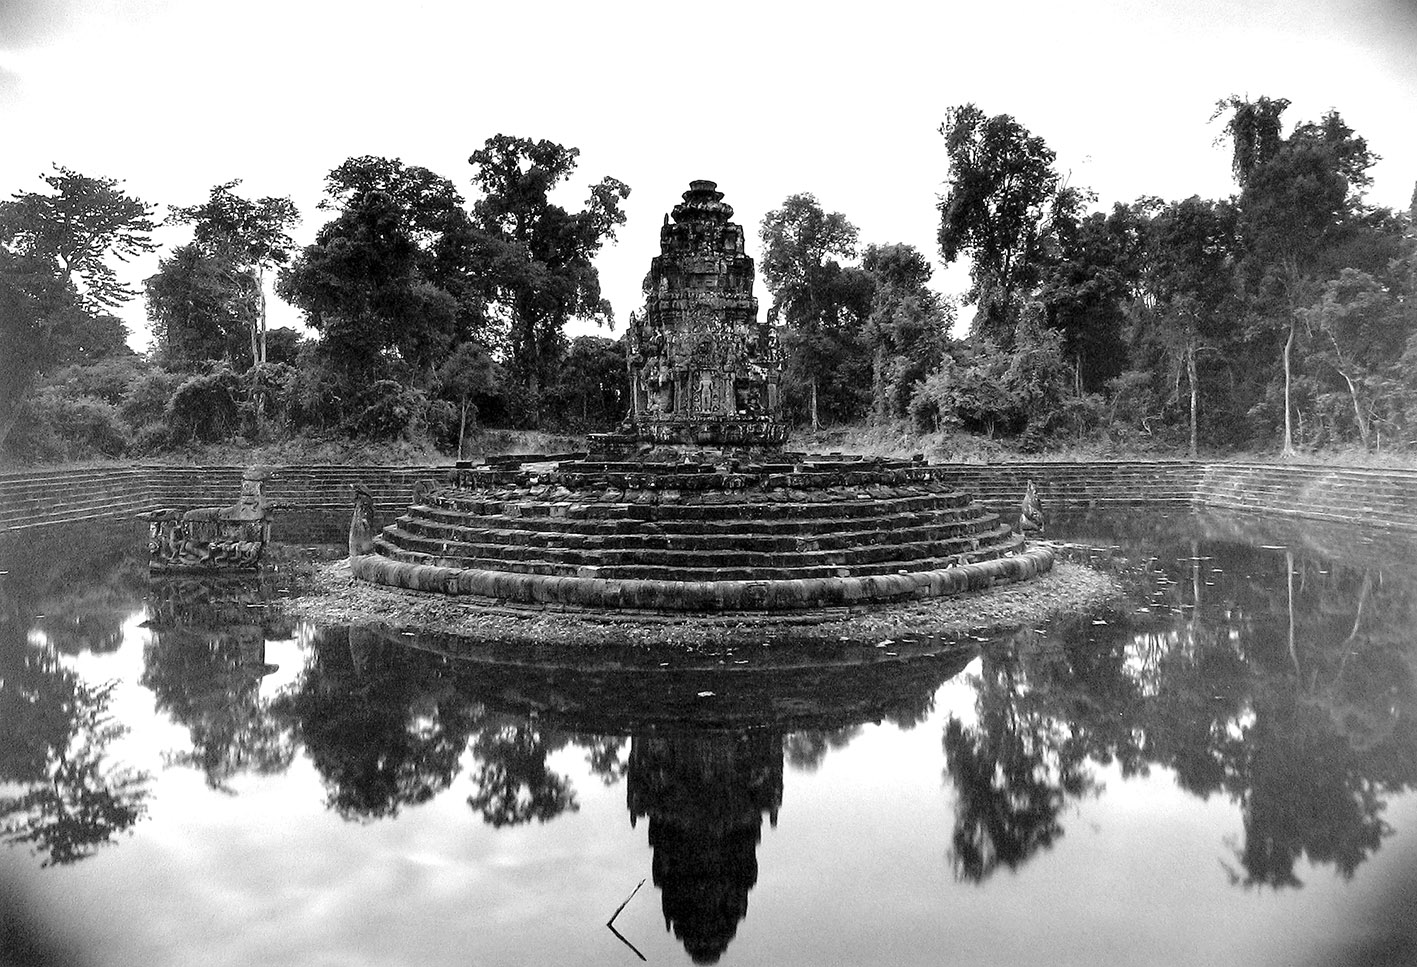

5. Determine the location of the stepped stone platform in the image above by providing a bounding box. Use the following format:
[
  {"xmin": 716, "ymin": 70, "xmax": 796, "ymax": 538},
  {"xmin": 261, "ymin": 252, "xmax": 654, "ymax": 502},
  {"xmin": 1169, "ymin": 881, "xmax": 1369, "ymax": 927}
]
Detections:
[
  {"xmin": 348, "ymin": 180, "xmax": 1055, "ymax": 617},
  {"xmin": 352, "ymin": 451, "xmax": 1054, "ymax": 615}
]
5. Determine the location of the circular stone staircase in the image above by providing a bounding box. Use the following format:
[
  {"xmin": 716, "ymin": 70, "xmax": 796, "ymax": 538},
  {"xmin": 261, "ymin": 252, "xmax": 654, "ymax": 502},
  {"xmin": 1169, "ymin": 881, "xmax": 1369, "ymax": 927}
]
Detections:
[{"xmin": 352, "ymin": 452, "xmax": 1053, "ymax": 616}]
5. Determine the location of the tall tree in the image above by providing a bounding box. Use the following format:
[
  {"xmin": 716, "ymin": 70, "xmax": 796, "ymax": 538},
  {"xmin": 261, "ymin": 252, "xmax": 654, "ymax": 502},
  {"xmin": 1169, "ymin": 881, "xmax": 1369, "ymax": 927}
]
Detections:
[
  {"xmin": 1222, "ymin": 99, "xmax": 1379, "ymax": 454},
  {"xmin": 542, "ymin": 334, "xmax": 627, "ymax": 431},
  {"xmin": 758, "ymin": 193, "xmax": 868, "ymax": 428},
  {"xmin": 0, "ymin": 167, "xmax": 153, "ymax": 448},
  {"xmin": 0, "ymin": 165, "xmax": 156, "ymax": 310},
  {"xmin": 277, "ymin": 157, "xmax": 478, "ymax": 385},
  {"xmin": 1212, "ymin": 95, "xmax": 1291, "ymax": 187},
  {"xmin": 1138, "ymin": 196, "xmax": 1240, "ymax": 457},
  {"xmin": 168, "ymin": 181, "xmax": 299, "ymax": 367},
  {"xmin": 938, "ymin": 105, "xmax": 1068, "ymax": 348},
  {"xmin": 859, "ymin": 243, "xmax": 950, "ymax": 423},
  {"xmin": 468, "ymin": 135, "xmax": 629, "ymax": 425},
  {"xmin": 1038, "ymin": 203, "xmax": 1143, "ymax": 394},
  {"xmin": 436, "ymin": 341, "xmax": 500, "ymax": 459},
  {"xmin": 145, "ymin": 243, "xmax": 258, "ymax": 369},
  {"xmin": 1296, "ymin": 268, "xmax": 1409, "ymax": 450}
]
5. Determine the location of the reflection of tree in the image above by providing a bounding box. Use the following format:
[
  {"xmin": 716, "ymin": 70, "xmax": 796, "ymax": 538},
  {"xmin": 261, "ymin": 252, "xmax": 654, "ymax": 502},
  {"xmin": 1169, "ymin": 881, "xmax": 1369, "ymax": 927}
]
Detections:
[
  {"xmin": 1229, "ymin": 691, "xmax": 1391, "ymax": 888},
  {"xmin": 0, "ymin": 644, "xmax": 149, "ymax": 866},
  {"xmin": 782, "ymin": 726, "xmax": 860, "ymax": 772},
  {"xmin": 975, "ymin": 515, "xmax": 1417, "ymax": 890},
  {"xmin": 272, "ymin": 627, "xmax": 481, "ymax": 820},
  {"xmin": 0, "ymin": 520, "xmax": 147, "ymax": 655},
  {"xmin": 943, "ymin": 644, "xmax": 1094, "ymax": 883},
  {"xmin": 578, "ymin": 733, "xmax": 629, "ymax": 785},
  {"xmin": 466, "ymin": 721, "xmax": 579, "ymax": 827},
  {"xmin": 140, "ymin": 576, "xmax": 295, "ymax": 790}
]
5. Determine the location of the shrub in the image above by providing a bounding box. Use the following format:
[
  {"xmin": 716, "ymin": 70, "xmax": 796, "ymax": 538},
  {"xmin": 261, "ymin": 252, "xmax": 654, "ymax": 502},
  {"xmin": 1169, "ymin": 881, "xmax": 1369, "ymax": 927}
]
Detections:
[
  {"xmin": 46, "ymin": 356, "xmax": 148, "ymax": 405},
  {"xmin": 343, "ymin": 380, "xmax": 429, "ymax": 441},
  {"xmin": 3, "ymin": 388, "xmax": 129, "ymax": 462},
  {"xmin": 122, "ymin": 369, "xmax": 185, "ymax": 428},
  {"xmin": 284, "ymin": 357, "xmax": 347, "ymax": 431},
  {"xmin": 167, "ymin": 367, "xmax": 243, "ymax": 443}
]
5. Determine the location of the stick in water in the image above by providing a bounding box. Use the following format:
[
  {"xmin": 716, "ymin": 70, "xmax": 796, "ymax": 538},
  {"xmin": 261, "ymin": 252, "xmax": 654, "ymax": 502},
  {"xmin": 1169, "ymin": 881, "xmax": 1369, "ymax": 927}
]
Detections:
[{"xmin": 606, "ymin": 878, "xmax": 648, "ymax": 962}]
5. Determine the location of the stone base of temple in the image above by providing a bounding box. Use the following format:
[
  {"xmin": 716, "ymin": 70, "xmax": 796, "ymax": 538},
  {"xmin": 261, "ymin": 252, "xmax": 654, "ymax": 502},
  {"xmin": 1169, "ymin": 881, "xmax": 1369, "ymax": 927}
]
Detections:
[
  {"xmin": 353, "ymin": 451, "xmax": 1052, "ymax": 615},
  {"xmin": 592, "ymin": 416, "xmax": 792, "ymax": 455}
]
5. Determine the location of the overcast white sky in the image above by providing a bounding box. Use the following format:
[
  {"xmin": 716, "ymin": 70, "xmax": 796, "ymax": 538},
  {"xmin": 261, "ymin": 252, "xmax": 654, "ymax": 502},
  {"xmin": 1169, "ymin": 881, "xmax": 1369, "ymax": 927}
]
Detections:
[{"xmin": 3, "ymin": 0, "xmax": 1415, "ymax": 351}]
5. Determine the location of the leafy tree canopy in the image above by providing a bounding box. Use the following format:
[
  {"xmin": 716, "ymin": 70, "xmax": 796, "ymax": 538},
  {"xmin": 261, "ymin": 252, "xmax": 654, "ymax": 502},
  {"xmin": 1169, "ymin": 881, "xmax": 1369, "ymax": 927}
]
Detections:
[
  {"xmin": 0, "ymin": 165, "xmax": 156, "ymax": 310},
  {"xmin": 468, "ymin": 135, "xmax": 630, "ymax": 414}
]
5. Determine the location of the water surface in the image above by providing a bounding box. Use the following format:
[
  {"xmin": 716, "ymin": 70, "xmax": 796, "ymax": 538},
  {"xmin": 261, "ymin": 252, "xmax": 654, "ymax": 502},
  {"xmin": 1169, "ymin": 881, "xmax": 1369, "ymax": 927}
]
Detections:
[{"xmin": 2, "ymin": 509, "xmax": 1416, "ymax": 966}]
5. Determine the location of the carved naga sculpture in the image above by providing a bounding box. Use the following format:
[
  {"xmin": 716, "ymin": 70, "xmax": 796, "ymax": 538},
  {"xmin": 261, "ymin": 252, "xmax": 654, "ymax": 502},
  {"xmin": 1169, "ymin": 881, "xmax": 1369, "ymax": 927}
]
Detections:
[
  {"xmin": 146, "ymin": 467, "xmax": 277, "ymax": 571},
  {"xmin": 349, "ymin": 483, "xmax": 377, "ymax": 561},
  {"xmin": 1019, "ymin": 480, "xmax": 1046, "ymax": 534}
]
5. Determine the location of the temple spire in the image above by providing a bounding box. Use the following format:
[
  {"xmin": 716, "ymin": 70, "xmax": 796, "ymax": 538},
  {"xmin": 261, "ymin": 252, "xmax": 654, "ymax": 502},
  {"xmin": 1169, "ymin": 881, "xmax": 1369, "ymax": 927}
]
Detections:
[{"xmin": 623, "ymin": 181, "xmax": 786, "ymax": 450}]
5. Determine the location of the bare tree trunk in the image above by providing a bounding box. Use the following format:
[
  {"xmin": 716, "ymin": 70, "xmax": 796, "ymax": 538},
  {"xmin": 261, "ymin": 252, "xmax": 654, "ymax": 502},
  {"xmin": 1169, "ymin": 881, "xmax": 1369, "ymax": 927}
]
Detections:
[
  {"xmin": 0, "ymin": 405, "xmax": 20, "ymax": 452},
  {"xmin": 258, "ymin": 268, "xmax": 268, "ymax": 364},
  {"xmin": 1287, "ymin": 550, "xmax": 1300, "ymax": 677},
  {"xmin": 872, "ymin": 347, "xmax": 887, "ymax": 425},
  {"xmin": 810, "ymin": 376, "xmax": 819, "ymax": 432},
  {"xmin": 251, "ymin": 268, "xmax": 269, "ymax": 433},
  {"xmin": 1282, "ymin": 317, "xmax": 1296, "ymax": 456},
  {"xmin": 1187, "ymin": 339, "xmax": 1199, "ymax": 459},
  {"xmin": 458, "ymin": 400, "xmax": 468, "ymax": 461},
  {"xmin": 1336, "ymin": 368, "xmax": 1371, "ymax": 450}
]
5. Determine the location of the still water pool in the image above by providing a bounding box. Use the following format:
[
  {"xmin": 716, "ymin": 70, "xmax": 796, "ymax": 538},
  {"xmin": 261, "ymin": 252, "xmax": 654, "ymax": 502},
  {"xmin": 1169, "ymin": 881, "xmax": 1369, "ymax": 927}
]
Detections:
[{"xmin": 2, "ymin": 509, "xmax": 1417, "ymax": 966}]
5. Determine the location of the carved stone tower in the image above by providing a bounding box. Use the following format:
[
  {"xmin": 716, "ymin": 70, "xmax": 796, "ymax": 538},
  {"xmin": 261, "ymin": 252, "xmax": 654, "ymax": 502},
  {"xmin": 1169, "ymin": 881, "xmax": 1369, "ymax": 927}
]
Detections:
[{"xmin": 624, "ymin": 180, "xmax": 787, "ymax": 449}]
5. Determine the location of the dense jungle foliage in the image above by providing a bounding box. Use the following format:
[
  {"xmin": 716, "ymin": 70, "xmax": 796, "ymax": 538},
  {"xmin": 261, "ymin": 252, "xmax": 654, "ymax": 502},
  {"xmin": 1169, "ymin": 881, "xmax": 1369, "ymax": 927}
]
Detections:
[{"xmin": 1, "ymin": 100, "xmax": 1414, "ymax": 465}]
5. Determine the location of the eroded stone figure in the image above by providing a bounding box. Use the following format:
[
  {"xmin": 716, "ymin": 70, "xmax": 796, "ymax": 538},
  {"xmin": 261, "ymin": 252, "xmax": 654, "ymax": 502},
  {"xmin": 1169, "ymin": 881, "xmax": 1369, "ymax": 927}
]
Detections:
[
  {"xmin": 1019, "ymin": 480, "xmax": 1046, "ymax": 533},
  {"xmin": 350, "ymin": 484, "xmax": 377, "ymax": 560}
]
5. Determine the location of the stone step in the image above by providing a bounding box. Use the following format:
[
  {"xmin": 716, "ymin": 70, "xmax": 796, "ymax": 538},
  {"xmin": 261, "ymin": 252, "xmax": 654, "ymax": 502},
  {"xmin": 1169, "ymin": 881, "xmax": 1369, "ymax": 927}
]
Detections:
[
  {"xmin": 395, "ymin": 508, "xmax": 1000, "ymax": 551},
  {"xmin": 427, "ymin": 490, "xmax": 971, "ymax": 522},
  {"xmin": 372, "ymin": 530, "xmax": 1023, "ymax": 582},
  {"xmin": 407, "ymin": 499, "xmax": 990, "ymax": 537},
  {"xmin": 375, "ymin": 521, "xmax": 1017, "ymax": 573}
]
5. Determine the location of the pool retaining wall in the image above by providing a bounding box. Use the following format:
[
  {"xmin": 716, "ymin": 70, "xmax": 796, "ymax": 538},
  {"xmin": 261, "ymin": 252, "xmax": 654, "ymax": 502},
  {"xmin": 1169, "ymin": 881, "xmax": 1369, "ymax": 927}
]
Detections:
[{"xmin": 3, "ymin": 460, "xmax": 1415, "ymax": 533}]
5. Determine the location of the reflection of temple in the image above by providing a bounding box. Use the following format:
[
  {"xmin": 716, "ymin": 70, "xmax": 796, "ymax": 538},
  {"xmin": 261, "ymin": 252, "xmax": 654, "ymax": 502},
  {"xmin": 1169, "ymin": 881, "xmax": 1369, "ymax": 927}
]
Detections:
[
  {"xmin": 627, "ymin": 730, "xmax": 783, "ymax": 965},
  {"xmin": 619, "ymin": 180, "xmax": 786, "ymax": 449}
]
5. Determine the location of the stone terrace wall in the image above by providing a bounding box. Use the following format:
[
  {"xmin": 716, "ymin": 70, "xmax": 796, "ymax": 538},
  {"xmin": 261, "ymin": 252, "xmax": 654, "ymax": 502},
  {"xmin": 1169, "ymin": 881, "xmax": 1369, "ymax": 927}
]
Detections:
[
  {"xmin": 1196, "ymin": 463, "xmax": 1417, "ymax": 532},
  {"xmin": 149, "ymin": 465, "xmax": 454, "ymax": 514},
  {"xmin": 4, "ymin": 460, "xmax": 1416, "ymax": 532},
  {"xmin": 0, "ymin": 466, "xmax": 151, "ymax": 531},
  {"xmin": 0, "ymin": 464, "xmax": 454, "ymax": 532},
  {"xmin": 934, "ymin": 460, "xmax": 1205, "ymax": 513}
]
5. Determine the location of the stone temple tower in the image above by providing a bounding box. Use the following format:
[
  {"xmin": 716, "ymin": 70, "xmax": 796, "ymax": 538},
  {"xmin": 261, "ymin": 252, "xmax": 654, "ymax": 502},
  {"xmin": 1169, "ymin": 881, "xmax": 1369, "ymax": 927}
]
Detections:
[{"xmin": 621, "ymin": 180, "xmax": 787, "ymax": 450}]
